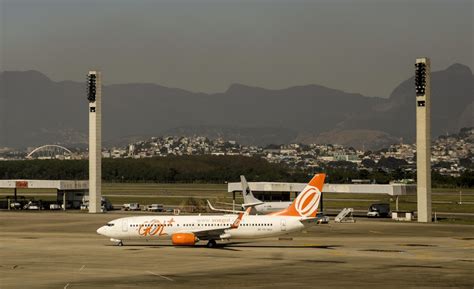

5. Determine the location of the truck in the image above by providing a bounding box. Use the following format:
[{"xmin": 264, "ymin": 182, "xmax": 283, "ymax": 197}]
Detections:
[
  {"xmin": 81, "ymin": 196, "xmax": 113, "ymax": 211},
  {"xmin": 49, "ymin": 204, "xmax": 61, "ymax": 210},
  {"xmin": 122, "ymin": 203, "xmax": 140, "ymax": 211},
  {"xmin": 24, "ymin": 201, "xmax": 42, "ymax": 210},
  {"xmin": 367, "ymin": 203, "xmax": 390, "ymax": 218},
  {"xmin": 146, "ymin": 204, "xmax": 164, "ymax": 212}
]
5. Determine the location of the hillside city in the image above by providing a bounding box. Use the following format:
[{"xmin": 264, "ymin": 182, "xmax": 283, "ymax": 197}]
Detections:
[{"xmin": 2, "ymin": 127, "xmax": 471, "ymax": 178}]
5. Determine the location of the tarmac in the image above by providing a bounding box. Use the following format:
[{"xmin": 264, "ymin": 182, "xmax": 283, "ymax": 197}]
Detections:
[{"xmin": 0, "ymin": 211, "xmax": 473, "ymax": 289}]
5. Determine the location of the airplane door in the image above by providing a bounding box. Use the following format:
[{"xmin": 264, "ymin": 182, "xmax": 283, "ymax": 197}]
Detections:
[
  {"xmin": 122, "ymin": 219, "xmax": 128, "ymax": 232},
  {"xmin": 280, "ymin": 219, "xmax": 286, "ymax": 231}
]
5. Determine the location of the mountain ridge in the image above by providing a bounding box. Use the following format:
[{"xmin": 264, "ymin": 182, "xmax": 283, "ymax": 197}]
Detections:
[{"xmin": 0, "ymin": 63, "xmax": 472, "ymax": 150}]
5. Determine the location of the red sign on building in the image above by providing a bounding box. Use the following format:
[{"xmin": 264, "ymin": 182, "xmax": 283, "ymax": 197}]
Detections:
[{"xmin": 15, "ymin": 181, "xmax": 29, "ymax": 188}]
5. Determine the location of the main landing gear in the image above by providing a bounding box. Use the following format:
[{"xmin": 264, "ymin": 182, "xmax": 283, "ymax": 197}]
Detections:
[
  {"xmin": 206, "ymin": 240, "xmax": 217, "ymax": 248},
  {"xmin": 117, "ymin": 241, "xmax": 124, "ymax": 246}
]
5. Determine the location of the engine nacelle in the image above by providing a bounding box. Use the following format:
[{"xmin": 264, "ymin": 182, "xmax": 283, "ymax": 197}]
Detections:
[{"xmin": 171, "ymin": 233, "xmax": 198, "ymax": 246}]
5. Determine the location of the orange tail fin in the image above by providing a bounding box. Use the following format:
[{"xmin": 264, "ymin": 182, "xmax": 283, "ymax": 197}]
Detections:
[{"xmin": 270, "ymin": 173, "xmax": 325, "ymax": 218}]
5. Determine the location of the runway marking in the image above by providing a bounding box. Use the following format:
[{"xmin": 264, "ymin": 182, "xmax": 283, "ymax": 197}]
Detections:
[
  {"xmin": 369, "ymin": 230, "xmax": 382, "ymax": 234},
  {"xmin": 64, "ymin": 283, "xmax": 70, "ymax": 289},
  {"xmin": 146, "ymin": 271, "xmax": 174, "ymax": 281},
  {"xmin": 79, "ymin": 265, "xmax": 86, "ymax": 271}
]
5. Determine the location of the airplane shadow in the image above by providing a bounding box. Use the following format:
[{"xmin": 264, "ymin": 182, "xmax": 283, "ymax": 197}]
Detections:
[
  {"xmin": 107, "ymin": 241, "xmax": 341, "ymax": 251},
  {"xmin": 224, "ymin": 244, "xmax": 341, "ymax": 250}
]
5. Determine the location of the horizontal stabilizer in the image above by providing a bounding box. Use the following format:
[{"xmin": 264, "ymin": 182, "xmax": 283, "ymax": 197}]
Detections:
[{"xmin": 241, "ymin": 201, "xmax": 264, "ymax": 208}]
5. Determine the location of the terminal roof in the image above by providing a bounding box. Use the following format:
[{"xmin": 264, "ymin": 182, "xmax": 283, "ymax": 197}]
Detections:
[
  {"xmin": 228, "ymin": 182, "xmax": 415, "ymax": 196},
  {"xmin": 0, "ymin": 180, "xmax": 88, "ymax": 190}
]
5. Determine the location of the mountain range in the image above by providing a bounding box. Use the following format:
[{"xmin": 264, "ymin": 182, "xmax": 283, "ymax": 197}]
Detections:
[{"xmin": 0, "ymin": 63, "xmax": 472, "ymax": 150}]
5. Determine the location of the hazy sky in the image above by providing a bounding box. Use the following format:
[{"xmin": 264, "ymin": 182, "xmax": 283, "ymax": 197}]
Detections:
[{"xmin": 1, "ymin": 0, "xmax": 472, "ymax": 97}]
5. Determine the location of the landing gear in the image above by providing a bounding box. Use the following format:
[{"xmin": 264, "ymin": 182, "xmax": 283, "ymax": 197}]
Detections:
[
  {"xmin": 110, "ymin": 238, "xmax": 123, "ymax": 246},
  {"xmin": 206, "ymin": 240, "xmax": 217, "ymax": 248}
]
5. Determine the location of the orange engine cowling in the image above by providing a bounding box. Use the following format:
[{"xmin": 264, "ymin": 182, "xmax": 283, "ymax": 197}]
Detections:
[{"xmin": 171, "ymin": 233, "xmax": 198, "ymax": 246}]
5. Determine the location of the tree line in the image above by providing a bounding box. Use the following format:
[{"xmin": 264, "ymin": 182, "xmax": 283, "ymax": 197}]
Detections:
[
  {"xmin": 0, "ymin": 156, "xmax": 301, "ymax": 183},
  {"xmin": 0, "ymin": 155, "xmax": 472, "ymax": 187}
]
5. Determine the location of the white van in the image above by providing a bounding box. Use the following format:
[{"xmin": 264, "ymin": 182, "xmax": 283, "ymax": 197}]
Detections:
[
  {"xmin": 146, "ymin": 204, "xmax": 164, "ymax": 212},
  {"xmin": 122, "ymin": 203, "xmax": 140, "ymax": 211}
]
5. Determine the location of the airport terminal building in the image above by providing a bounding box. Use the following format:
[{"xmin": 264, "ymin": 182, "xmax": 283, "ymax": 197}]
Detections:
[
  {"xmin": 0, "ymin": 180, "xmax": 89, "ymax": 209},
  {"xmin": 228, "ymin": 181, "xmax": 416, "ymax": 211}
]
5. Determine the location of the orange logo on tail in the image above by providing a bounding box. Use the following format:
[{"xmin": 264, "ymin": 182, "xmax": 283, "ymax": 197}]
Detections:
[
  {"xmin": 295, "ymin": 187, "xmax": 320, "ymax": 217},
  {"xmin": 270, "ymin": 173, "xmax": 325, "ymax": 218}
]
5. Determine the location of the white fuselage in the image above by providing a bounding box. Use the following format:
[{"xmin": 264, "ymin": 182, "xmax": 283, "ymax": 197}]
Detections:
[
  {"xmin": 97, "ymin": 214, "xmax": 306, "ymax": 241},
  {"xmin": 251, "ymin": 202, "xmax": 292, "ymax": 214}
]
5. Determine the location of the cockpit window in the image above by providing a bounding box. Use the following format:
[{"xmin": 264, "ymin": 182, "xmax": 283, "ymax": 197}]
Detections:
[{"xmin": 106, "ymin": 223, "xmax": 115, "ymax": 227}]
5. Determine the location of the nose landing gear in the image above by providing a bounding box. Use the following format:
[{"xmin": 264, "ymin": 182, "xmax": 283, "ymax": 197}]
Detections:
[{"xmin": 110, "ymin": 238, "xmax": 123, "ymax": 246}]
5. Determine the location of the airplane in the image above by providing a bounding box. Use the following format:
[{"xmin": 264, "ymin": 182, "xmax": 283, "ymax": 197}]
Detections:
[
  {"xmin": 96, "ymin": 173, "xmax": 325, "ymax": 248},
  {"xmin": 240, "ymin": 175, "xmax": 292, "ymax": 214}
]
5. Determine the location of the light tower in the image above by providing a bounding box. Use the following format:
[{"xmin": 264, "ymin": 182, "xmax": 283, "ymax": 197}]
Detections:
[
  {"xmin": 415, "ymin": 58, "xmax": 431, "ymax": 222},
  {"xmin": 87, "ymin": 71, "xmax": 102, "ymax": 213}
]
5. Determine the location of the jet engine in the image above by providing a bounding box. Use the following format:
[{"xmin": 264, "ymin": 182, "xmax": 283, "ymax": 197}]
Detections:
[{"xmin": 171, "ymin": 233, "xmax": 198, "ymax": 246}]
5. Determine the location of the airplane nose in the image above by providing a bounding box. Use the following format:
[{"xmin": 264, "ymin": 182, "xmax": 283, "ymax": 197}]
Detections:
[{"xmin": 97, "ymin": 226, "xmax": 106, "ymax": 235}]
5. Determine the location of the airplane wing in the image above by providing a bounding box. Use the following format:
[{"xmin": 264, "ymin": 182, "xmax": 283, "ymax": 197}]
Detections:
[
  {"xmin": 215, "ymin": 201, "xmax": 241, "ymax": 206},
  {"xmin": 180, "ymin": 207, "xmax": 249, "ymax": 240},
  {"xmin": 299, "ymin": 217, "xmax": 320, "ymax": 225},
  {"xmin": 207, "ymin": 200, "xmax": 244, "ymax": 214},
  {"xmin": 191, "ymin": 228, "xmax": 231, "ymax": 240}
]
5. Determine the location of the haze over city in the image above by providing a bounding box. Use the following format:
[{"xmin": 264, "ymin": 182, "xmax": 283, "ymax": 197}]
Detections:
[
  {"xmin": 1, "ymin": 0, "xmax": 472, "ymax": 97},
  {"xmin": 0, "ymin": 1, "xmax": 473, "ymax": 288}
]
